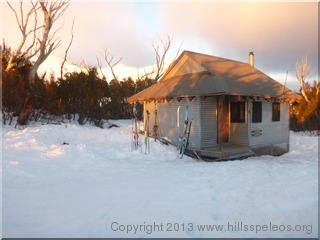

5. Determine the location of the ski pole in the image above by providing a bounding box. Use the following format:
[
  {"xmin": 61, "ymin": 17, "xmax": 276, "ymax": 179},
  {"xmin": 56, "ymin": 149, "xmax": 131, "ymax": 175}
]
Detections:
[
  {"xmin": 154, "ymin": 109, "xmax": 157, "ymax": 142},
  {"xmin": 147, "ymin": 110, "xmax": 150, "ymax": 154},
  {"xmin": 177, "ymin": 106, "xmax": 180, "ymax": 151},
  {"xmin": 145, "ymin": 110, "xmax": 148, "ymax": 154}
]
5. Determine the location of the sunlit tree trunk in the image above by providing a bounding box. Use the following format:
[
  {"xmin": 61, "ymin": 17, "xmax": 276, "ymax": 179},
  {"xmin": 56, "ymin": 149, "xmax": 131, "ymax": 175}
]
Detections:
[
  {"xmin": 295, "ymin": 56, "xmax": 311, "ymax": 103},
  {"xmin": 29, "ymin": 1, "xmax": 70, "ymax": 80}
]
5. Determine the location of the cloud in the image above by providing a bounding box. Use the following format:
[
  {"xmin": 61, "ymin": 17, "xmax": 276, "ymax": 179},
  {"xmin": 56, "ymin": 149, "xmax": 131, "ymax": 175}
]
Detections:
[{"xmin": 158, "ymin": 2, "xmax": 317, "ymax": 80}]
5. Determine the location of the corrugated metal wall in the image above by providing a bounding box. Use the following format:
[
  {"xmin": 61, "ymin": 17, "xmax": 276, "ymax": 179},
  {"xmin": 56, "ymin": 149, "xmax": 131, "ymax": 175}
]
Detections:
[
  {"xmin": 229, "ymin": 123, "xmax": 249, "ymax": 146},
  {"xmin": 200, "ymin": 96, "xmax": 217, "ymax": 149},
  {"xmin": 145, "ymin": 97, "xmax": 201, "ymax": 149},
  {"xmin": 144, "ymin": 97, "xmax": 290, "ymax": 153},
  {"xmin": 249, "ymin": 101, "xmax": 289, "ymax": 147}
]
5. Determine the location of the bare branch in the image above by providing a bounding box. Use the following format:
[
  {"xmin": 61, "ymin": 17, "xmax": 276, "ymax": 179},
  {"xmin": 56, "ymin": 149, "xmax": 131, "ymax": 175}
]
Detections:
[
  {"xmin": 52, "ymin": 2, "xmax": 69, "ymax": 22},
  {"xmin": 172, "ymin": 41, "xmax": 183, "ymax": 63},
  {"xmin": 151, "ymin": 35, "xmax": 182, "ymax": 84},
  {"xmin": 20, "ymin": 5, "xmax": 39, "ymax": 57},
  {"xmin": 52, "ymin": 1, "xmax": 69, "ymax": 13},
  {"xmin": 96, "ymin": 56, "xmax": 106, "ymax": 80},
  {"xmin": 5, "ymin": 1, "xmax": 22, "ymax": 30},
  {"xmin": 82, "ymin": 60, "xmax": 89, "ymax": 72},
  {"xmin": 20, "ymin": 1, "xmax": 24, "ymax": 32},
  {"xmin": 101, "ymin": 47, "xmax": 122, "ymax": 84},
  {"xmin": 23, "ymin": 1, "xmax": 40, "ymax": 31},
  {"xmin": 48, "ymin": 20, "xmax": 65, "ymax": 44},
  {"xmin": 5, "ymin": 0, "xmax": 41, "ymax": 72},
  {"xmin": 136, "ymin": 66, "xmax": 155, "ymax": 82},
  {"xmin": 61, "ymin": 17, "xmax": 74, "ymax": 79}
]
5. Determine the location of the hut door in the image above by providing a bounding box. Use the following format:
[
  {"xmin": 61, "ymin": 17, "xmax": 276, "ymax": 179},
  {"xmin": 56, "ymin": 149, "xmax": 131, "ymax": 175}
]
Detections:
[{"xmin": 217, "ymin": 96, "xmax": 229, "ymax": 144}]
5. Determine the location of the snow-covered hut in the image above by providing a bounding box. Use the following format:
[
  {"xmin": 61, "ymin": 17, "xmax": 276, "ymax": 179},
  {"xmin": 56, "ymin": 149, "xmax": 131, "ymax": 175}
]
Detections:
[{"xmin": 128, "ymin": 51, "xmax": 301, "ymax": 160}]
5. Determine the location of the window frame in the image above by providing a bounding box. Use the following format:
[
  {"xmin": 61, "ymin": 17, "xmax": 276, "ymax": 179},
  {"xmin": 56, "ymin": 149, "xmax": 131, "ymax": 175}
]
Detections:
[
  {"xmin": 230, "ymin": 102, "xmax": 246, "ymax": 123},
  {"xmin": 272, "ymin": 102, "xmax": 280, "ymax": 122},
  {"xmin": 252, "ymin": 101, "xmax": 262, "ymax": 123}
]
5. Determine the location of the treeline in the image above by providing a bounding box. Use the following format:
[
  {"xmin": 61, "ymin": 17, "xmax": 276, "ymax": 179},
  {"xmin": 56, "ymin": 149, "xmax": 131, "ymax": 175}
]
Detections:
[
  {"xmin": 1, "ymin": 44, "xmax": 319, "ymax": 131},
  {"xmin": 2, "ymin": 45, "xmax": 152, "ymax": 127}
]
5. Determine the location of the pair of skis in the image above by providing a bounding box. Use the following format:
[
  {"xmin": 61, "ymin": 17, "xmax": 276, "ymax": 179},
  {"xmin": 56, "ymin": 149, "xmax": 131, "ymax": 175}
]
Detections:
[
  {"xmin": 144, "ymin": 110, "xmax": 150, "ymax": 154},
  {"xmin": 153, "ymin": 109, "xmax": 158, "ymax": 142},
  {"xmin": 131, "ymin": 109, "xmax": 151, "ymax": 154},
  {"xmin": 131, "ymin": 104, "xmax": 141, "ymax": 151},
  {"xmin": 142, "ymin": 106, "xmax": 161, "ymax": 154},
  {"xmin": 132, "ymin": 102, "xmax": 162, "ymax": 154},
  {"xmin": 177, "ymin": 106, "xmax": 192, "ymax": 159},
  {"xmin": 153, "ymin": 108, "xmax": 162, "ymax": 142},
  {"xmin": 131, "ymin": 117, "xmax": 140, "ymax": 150}
]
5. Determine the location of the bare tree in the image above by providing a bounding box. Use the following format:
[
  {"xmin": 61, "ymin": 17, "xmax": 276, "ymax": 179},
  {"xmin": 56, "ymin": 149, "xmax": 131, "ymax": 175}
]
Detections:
[
  {"xmin": 294, "ymin": 56, "xmax": 311, "ymax": 103},
  {"xmin": 151, "ymin": 35, "xmax": 182, "ymax": 84},
  {"xmin": 96, "ymin": 47, "xmax": 122, "ymax": 81},
  {"xmin": 101, "ymin": 47, "xmax": 123, "ymax": 84},
  {"xmin": 6, "ymin": 0, "xmax": 70, "ymax": 80}
]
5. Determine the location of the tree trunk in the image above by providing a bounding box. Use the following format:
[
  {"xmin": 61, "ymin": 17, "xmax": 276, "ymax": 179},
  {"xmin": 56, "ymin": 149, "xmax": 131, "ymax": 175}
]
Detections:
[{"xmin": 29, "ymin": 64, "xmax": 38, "ymax": 80}]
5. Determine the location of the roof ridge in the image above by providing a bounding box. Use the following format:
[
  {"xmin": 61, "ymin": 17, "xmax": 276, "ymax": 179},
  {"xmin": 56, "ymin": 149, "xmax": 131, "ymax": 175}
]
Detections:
[{"xmin": 185, "ymin": 50, "xmax": 254, "ymax": 67}]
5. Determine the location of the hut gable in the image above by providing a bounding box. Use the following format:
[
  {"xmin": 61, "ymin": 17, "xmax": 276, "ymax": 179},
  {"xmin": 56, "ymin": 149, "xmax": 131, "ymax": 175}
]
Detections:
[{"xmin": 164, "ymin": 52, "xmax": 207, "ymax": 80}]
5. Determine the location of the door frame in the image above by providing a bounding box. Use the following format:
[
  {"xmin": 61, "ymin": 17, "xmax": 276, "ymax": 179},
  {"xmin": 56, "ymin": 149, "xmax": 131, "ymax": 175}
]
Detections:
[{"xmin": 217, "ymin": 95, "xmax": 230, "ymax": 146}]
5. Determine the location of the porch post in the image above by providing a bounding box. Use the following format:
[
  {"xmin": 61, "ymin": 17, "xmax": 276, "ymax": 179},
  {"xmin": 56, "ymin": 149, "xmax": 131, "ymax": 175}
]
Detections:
[
  {"xmin": 143, "ymin": 101, "xmax": 146, "ymax": 130},
  {"xmin": 218, "ymin": 96, "xmax": 224, "ymax": 151},
  {"xmin": 247, "ymin": 98, "xmax": 251, "ymax": 148}
]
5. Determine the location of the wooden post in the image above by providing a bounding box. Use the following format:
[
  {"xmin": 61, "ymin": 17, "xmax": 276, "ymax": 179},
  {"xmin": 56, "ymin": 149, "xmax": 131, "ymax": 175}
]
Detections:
[
  {"xmin": 143, "ymin": 101, "xmax": 146, "ymax": 130},
  {"xmin": 247, "ymin": 98, "xmax": 251, "ymax": 148},
  {"xmin": 217, "ymin": 96, "xmax": 224, "ymax": 151}
]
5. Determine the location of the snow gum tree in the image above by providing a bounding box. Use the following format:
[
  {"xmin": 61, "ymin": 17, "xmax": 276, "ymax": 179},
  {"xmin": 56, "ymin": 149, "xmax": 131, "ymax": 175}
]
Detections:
[
  {"xmin": 5, "ymin": 0, "xmax": 70, "ymax": 81},
  {"xmin": 290, "ymin": 56, "xmax": 319, "ymax": 131}
]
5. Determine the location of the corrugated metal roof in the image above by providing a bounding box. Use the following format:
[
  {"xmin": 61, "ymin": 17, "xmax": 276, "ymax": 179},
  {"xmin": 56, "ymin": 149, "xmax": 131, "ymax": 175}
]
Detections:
[{"xmin": 128, "ymin": 51, "xmax": 301, "ymax": 103}]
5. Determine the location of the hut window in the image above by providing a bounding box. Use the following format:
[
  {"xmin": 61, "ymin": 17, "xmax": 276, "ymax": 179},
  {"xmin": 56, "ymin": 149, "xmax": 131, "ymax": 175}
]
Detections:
[
  {"xmin": 252, "ymin": 102, "xmax": 262, "ymax": 123},
  {"xmin": 272, "ymin": 102, "xmax": 280, "ymax": 121},
  {"xmin": 231, "ymin": 102, "xmax": 245, "ymax": 123}
]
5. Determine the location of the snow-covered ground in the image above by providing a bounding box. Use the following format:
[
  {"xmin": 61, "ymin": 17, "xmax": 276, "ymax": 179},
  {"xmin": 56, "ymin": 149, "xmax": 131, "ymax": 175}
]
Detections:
[{"xmin": 1, "ymin": 120, "xmax": 318, "ymax": 238}]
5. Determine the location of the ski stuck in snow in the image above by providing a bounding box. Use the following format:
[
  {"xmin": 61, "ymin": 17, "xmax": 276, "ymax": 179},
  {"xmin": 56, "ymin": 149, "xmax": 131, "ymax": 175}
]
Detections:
[{"xmin": 178, "ymin": 106, "xmax": 193, "ymax": 159}]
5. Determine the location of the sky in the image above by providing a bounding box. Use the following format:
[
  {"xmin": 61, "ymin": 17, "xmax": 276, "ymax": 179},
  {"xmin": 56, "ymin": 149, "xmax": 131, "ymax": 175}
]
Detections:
[{"xmin": 1, "ymin": 1, "xmax": 318, "ymax": 91}]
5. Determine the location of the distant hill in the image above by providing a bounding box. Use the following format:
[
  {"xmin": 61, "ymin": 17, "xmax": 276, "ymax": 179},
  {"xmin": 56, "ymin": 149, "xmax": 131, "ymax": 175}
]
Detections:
[{"xmin": 37, "ymin": 55, "xmax": 167, "ymax": 81}]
